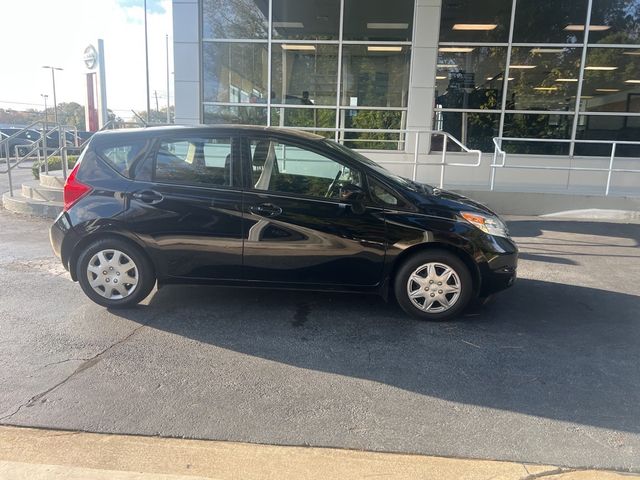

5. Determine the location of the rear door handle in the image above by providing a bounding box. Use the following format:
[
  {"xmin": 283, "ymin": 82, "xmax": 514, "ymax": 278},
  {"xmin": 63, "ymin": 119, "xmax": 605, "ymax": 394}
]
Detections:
[
  {"xmin": 250, "ymin": 203, "xmax": 282, "ymax": 218},
  {"xmin": 132, "ymin": 190, "xmax": 164, "ymax": 205}
]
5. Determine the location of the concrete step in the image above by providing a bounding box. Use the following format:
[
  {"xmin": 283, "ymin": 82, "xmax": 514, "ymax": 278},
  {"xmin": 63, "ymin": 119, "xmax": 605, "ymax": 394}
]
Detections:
[
  {"xmin": 1, "ymin": 190, "xmax": 62, "ymax": 219},
  {"xmin": 39, "ymin": 171, "xmax": 66, "ymax": 189},
  {"xmin": 21, "ymin": 182, "xmax": 63, "ymax": 202}
]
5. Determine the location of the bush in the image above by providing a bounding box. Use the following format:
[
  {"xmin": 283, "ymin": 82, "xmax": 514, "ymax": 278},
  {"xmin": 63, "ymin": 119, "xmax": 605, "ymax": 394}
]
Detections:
[{"xmin": 32, "ymin": 156, "xmax": 79, "ymax": 179}]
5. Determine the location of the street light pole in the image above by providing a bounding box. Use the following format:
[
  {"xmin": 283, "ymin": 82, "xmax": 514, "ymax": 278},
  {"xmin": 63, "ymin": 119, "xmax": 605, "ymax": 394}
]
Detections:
[
  {"xmin": 144, "ymin": 0, "xmax": 151, "ymax": 122},
  {"xmin": 166, "ymin": 33, "xmax": 171, "ymax": 123},
  {"xmin": 41, "ymin": 94, "xmax": 49, "ymax": 166},
  {"xmin": 42, "ymin": 65, "xmax": 66, "ymax": 178},
  {"xmin": 42, "ymin": 66, "xmax": 63, "ymax": 127}
]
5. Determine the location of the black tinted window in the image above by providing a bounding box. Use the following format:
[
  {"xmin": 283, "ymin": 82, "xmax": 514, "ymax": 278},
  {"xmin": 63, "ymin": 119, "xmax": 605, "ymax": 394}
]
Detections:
[
  {"xmin": 249, "ymin": 139, "xmax": 362, "ymax": 200},
  {"xmin": 155, "ymin": 137, "xmax": 234, "ymax": 187},
  {"xmin": 96, "ymin": 140, "xmax": 148, "ymax": 178}
]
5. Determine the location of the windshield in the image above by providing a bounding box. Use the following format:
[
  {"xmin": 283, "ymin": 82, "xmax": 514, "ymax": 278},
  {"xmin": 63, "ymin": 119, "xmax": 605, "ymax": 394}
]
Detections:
[{"xmin": 322, "ymin": 139, "xmax": 432, "ymax": 193}]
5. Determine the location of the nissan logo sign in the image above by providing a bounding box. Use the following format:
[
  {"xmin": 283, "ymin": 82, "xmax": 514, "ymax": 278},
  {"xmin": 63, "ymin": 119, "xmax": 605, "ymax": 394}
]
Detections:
[{"xmin": 84, "ymin": 44, "xmax": 98, "ymax": 70}]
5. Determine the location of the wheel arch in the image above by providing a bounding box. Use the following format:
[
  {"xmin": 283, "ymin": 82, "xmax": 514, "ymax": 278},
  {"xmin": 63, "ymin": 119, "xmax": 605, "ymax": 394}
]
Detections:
[
  {"xmin": 69, "ymin": 231, "xmax": 154, "ymax": 282},
  {"xmin": 386, "ymin": 242, "xmax": 481, "ymax": 299}
]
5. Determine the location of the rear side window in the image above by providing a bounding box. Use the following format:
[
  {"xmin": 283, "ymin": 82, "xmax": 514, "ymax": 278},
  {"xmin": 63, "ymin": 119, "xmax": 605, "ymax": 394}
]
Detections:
[
  {"xmin": 96, "ymin": 140, "xmax": 148, "ymax": 178},
  {"xmin": 154, "ymin": 137, "xmax": 234, "ymax": 187}
]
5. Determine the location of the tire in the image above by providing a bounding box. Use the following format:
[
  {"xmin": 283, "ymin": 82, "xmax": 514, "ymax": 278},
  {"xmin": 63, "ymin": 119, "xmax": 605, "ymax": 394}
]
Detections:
[
  {"xmin": 394, "ymin": 250, "xmax": 473, "ymax": 321},
  {"xmin": 76, "ymin": 237, "xmax": 156, "ymax": 308}
]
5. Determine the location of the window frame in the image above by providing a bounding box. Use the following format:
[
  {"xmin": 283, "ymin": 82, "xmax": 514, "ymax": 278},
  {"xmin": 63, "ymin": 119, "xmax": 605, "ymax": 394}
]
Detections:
[{"xmin": 149, "ymin": 133, "xmax": 243, "ymax": 191}]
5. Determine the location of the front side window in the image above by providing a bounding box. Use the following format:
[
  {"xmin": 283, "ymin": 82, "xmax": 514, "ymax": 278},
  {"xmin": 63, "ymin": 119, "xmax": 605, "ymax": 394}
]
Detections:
[
  {"xmin": 154, "ymin": 137, "xmax": 234, "ymax": 187},
  {"xmin": 249, "ymin": 138, "xmax": 362, "ymax": 200}
]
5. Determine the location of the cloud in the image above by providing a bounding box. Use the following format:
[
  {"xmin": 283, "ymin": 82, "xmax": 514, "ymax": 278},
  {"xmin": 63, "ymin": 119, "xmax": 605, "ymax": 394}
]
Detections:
[{"xmin": 118, "ymin": 0, "xmax": 166, "ymax": 15}]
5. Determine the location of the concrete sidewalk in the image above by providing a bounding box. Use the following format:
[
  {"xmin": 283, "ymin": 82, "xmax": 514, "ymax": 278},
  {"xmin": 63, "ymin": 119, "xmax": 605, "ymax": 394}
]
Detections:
[{"xmin": 0, "ymin": 426, "xmax": 637, "ymax": 480}]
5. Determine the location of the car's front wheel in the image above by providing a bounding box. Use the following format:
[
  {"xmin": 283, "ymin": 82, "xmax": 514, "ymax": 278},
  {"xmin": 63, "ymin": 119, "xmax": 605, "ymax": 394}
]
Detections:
[
  {"xmin": 394, "ymin": 250, "xmax": 473, "ymax": 321},
  {"xmin": 76, "ymin": 238, "xmax": 155, "ymax": 308}
]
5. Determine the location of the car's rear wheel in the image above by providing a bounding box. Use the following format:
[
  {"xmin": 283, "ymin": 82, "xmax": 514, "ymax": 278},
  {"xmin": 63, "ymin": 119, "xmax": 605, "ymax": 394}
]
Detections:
[
  {"xmin": 394, "ymin": 250, "xmax": 473, "ymax": 321},
  {"xmin": 76, "ymin": 238, "xmax": 155, "ymax": 308}
]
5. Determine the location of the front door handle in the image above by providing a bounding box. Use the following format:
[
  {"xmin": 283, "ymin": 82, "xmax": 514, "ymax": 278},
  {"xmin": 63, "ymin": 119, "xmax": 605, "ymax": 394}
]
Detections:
[
  {"xmin": 250, "ymin": 203, "xmax": 282, "ymax": 218},
  {"xmin": 132, "ymin": 190, "xmax": 164, "ymax": 205}
]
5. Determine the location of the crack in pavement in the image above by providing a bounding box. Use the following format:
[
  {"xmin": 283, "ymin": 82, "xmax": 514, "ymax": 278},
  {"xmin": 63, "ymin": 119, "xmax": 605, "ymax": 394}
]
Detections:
[
  {"xmin": 519, "ymin": 467, "xmax": 578, "ymax": 479},
  {"xmin": 0, "ymin": 322, "xmax": 147, "ymax": 422}
]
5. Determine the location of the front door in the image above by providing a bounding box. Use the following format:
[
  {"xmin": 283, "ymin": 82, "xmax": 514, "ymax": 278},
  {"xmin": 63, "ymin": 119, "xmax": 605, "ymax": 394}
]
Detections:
[
  {"xmin": 240, "ymin": 136, "xmax": 386, "ymax": 287},
  {"xmin": 126, "ymin": 132, "xmax": 244, "ymax": 280}
]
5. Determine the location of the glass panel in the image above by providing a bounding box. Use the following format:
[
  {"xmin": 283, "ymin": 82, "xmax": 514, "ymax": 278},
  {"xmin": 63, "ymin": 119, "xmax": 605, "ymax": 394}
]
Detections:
[
  {"xmin": 581, "ymin": 48, "xmax": 640, "ymax": 113},
  {"xmin": 435, "ymin": 47, "xmax": 507, "ymax": 110},
  {"xmin": 155, "ymin": 137, "xmax": 234, "ymax": 187},
  {"xmin": 506, "ymin": 47, "xmax": 581, "ymax": 111},
  {"xmin": 270, "ymin": 108, "xmax": 335, "ymax": 136},
  {"xmin": 431, "ymin": 112, "xmax": 499, "ymax": 152},
  {"xmin": 202, "ymin": 0, "xmax": 268, "ymax": 39},
  {"xmin": 512, "ymin": 0, "xmax": 588, "ymax": 43},
  {"xmin": 249, "ymin": 139, "xmax": 363, "ymax": 199},
  {"xmin": 589, "ymin": 0, "xmax": 640, "ymax": 45},
  {"xmin": 272, "ymin": 0, "xmax": 340, "ymax": 40},
  {"xmin": 343, "ymin": 0, "xmax": 414, "ymax": 41},
  {"xmin": 203, "ymin": 105, "xmax": 268, "ymax": 125},
  {"xmin": 271, "ymin": 44, "xmax": 338, "ymax": 106},
  {"xmin": 203, "ymin": 43, "xmax": 268, "ymax": 103},
  {"xmin": 502, "ymin": 113, "xmax": 573, "ymax": 154},
  {"xmin": 340, "ymin": 109, "xmax": 406, "ymax": 150},
  {"xmin": 341, "ymin": 45, "xmax": 411, "ymax": 108},
  {"xmin": 575, "ymin": 114, "xmax": 640, "ymax": 156},
  {"xmin": 439, "ymin": 0, "xmax": 512, "ymax": 43},
  {"xmin": 96, "ymin": 140, "xmax": 148, "ymax": 178}
]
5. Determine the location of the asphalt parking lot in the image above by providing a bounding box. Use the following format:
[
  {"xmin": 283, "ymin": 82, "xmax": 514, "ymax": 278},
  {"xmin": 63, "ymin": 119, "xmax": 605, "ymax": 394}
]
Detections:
[{"xmin": 0, "ymin": 208, "xmax": 638, "ymax": 471}]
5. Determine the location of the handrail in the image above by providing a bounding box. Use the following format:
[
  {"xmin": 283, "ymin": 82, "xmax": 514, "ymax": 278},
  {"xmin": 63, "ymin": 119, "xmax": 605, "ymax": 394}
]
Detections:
[
  {"xmin": 491, "ymin": 137, "xmax": 640, "ymax": 196},
  {"xmin": 277, "ymin": 127, "xmax": 482, "ymax": 188}
]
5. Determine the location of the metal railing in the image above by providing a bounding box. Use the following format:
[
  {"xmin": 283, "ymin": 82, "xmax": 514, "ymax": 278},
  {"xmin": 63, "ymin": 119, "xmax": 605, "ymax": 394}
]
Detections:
[
  {"xmin": 0, "ymin": 121, "xmax": 74, "ymax": 197},
  {"xmin": 492, "ymin": 137, "xmax": 640, "ymax": 196},
  {"xmin": 279, "ymin": 127, "xmax": 482, "ymax": 188}
]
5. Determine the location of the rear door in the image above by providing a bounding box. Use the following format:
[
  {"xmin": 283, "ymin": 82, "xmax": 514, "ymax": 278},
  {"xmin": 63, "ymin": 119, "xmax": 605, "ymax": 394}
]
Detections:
[
  {"xmin": 240, "ymin": 135, "xmax": 387, "ymax": 287},
  {"xmin": 126, "ymin": 132, "xmax": 244, "ymax": 280}
]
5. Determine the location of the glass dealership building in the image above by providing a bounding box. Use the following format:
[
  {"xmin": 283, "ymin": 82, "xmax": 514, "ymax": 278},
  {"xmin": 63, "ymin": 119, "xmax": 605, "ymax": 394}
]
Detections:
[{"xmin": 172, "ymin": 0, "xmax": 640, "ymax": 192}]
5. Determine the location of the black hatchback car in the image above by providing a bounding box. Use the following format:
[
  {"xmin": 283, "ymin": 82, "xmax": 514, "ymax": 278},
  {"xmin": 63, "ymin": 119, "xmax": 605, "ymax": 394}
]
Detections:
[{"xmin": 50, "ymin": 125, "xmax": 517, "ymax": 320}]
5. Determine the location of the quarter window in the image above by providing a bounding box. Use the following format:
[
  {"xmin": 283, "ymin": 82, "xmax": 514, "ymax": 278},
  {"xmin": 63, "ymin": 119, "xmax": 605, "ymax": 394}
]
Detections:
[
  {"xmin": 249, "ymin": 139, "xmax": 362, "ymax": 200},
  {"xmin": 154, "ymin": 137, "xmax": 234, "ymax": 187},
  {"xmin": 97, "ymin": 140, "xmax": 148, "ymax": 178}
]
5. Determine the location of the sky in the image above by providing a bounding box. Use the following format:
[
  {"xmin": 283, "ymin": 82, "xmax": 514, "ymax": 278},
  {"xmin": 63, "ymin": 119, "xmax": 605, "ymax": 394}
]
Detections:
[{"xmin": 0, "ymin": 0, "xmax": 174, "ymax": 119}]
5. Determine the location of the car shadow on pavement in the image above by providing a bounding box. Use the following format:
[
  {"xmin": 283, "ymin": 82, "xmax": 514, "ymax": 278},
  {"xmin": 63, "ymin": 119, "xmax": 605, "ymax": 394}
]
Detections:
[{"xmin": 113, "ymin": 277, "xmax": 640, "ymax": 435}]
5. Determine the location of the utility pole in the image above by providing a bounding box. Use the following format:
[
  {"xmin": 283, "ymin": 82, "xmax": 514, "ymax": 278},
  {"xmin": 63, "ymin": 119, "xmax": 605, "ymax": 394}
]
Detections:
[
  {"xmin": 166, "ymin": 34, "xmax": 171, "ymax": 123},
  {"xmin": 154, "ymin": 90, "xmax": 159, "ymax": 119},
  {"xmin": 41, "ymin": 94, "xmax": 48, "ymax": 129},
  {"xmin": 144, "ymin": 0, "xmax": 151, "ymax": 122}
]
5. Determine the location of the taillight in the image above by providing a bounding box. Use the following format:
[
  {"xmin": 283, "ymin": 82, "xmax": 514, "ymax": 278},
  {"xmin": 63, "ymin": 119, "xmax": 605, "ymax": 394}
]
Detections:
[{"xmin": 63, "ymin": 163, "xmax": 92, "ymax": 211}]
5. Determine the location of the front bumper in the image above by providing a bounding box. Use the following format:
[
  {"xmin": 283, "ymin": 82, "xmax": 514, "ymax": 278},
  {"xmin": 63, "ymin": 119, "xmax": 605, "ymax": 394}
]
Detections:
[{"xmin": 477, "ymin": 235, "xmax": 518, "ymax": 297}]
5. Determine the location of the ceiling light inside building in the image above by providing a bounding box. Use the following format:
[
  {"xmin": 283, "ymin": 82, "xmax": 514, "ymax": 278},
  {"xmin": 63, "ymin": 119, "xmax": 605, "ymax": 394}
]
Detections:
[
  {"xmin": 530, "ymin": 48, "xmax": 565, "ymax": 54},
  {"xmin": 596, "ymin": 88, "xmax": 620, "ymax": 92},
  {"xmin": 439, "ymin": 47, "xmax": 475, "ymax": 53},
  {"xmin": 564, "ymin": 24, "xmax": 610, "ymax": 31},
  {"xmin": 452, "ymin": 23, "xmax": 498, "ymax": 31},
  {"xmin": 280, "ymin": 44, "xmax": 316, "ymax": 51},
  {"xmin": 367, "ymin": 46, "xmax": 403, "ymax": 52},
  {"xmin": 585, "ymin": 66, "xmax": 618, "ymax": 70},
  {"xmin": 367, "ymin": 23, "xmax": 409, "ymax": 29},
  {"xmin": 273, "ymin": 22, "xmax": 304, "ymax": 28},
  {"xmin": 625, "ymin": 79, "xmax": 640, "ymax": 83},
  {"xmin": 486, "ymin": 77, "xmax": 514, "ymax": 80},
  {"xmin": 436, "ymin": 76, "xmax": 447, "ymax": 80},
  {"xmin": 556, "ymin": 78, "xmax": 578, "ymax": 82},
  {"xmin": 437, "ymin": 64, "xmax": 459, "ymax": 68},
  {"xmin": 534, "ymin": 87, "xmax": 558, "ymax": 91},
  {"xmin": 623, "ymin": 50, "xmax": 640, "ymax": 56},
  {"xmin": 510, "ymin": 65, "xmax": 536, "ymax": 69}
]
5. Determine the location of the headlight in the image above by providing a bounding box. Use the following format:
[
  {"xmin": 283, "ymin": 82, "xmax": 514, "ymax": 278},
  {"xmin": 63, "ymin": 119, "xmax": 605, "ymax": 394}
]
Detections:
[{"xmin": 461, "ymin": 212, "xmax": 510, "ymax": 238}]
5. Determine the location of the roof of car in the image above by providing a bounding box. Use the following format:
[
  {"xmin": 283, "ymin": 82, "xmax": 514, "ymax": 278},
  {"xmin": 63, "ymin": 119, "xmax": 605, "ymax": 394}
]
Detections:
[{"xmin": 93, "ymin": 124, "xmax": 325, "ymax": 141}]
